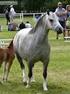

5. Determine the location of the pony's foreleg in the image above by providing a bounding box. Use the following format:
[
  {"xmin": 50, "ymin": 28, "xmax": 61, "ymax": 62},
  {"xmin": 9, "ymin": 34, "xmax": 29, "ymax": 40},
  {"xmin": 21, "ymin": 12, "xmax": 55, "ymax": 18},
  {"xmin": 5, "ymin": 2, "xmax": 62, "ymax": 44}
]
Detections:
[
  {"xmin": 31, "ymin": 64, "xmax": 35, "ymax": 82},
  {"xmin": 43, "ymin": 62, "xmax": 49, "ymax": 91},
  {"xmin": 26, "ymin": 62, "xmax": 33, "ymax": 88},
  {"xmin": 16, "ymin": 52, "xmax": 27, "ymax": 83},
  {"xmin": 22, "ymin": 68, "xmax": 27, "ymax": 83}
]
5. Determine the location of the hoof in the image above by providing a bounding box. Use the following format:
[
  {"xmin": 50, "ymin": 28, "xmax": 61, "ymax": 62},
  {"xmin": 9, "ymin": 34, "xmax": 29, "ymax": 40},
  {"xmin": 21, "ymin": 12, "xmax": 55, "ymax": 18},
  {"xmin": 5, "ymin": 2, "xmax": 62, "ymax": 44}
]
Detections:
[
  {"xmin": 31, "ymin": 79, "xmax": 35, "ymax": 83},
  {"xmin": 2, "ymin": 78, "xmax": 7, "ymax": 82},
  {"xmin": 43, "ymin": 87, "xmax": 48, "ymax": 91},
  {"xmin": 0, "ymin": 81, "xmax": 3, "ymax": 84},
  {"xmin": 26, "ymin": 84, "xmax": 31, "ymax": 88},
  {"xmin": 23, "ymin": 78, "xmax": 27, "ymax": 84},
  {"xmin": 23, "ymin": 82, "xmax": 27, "ymax": 85}
]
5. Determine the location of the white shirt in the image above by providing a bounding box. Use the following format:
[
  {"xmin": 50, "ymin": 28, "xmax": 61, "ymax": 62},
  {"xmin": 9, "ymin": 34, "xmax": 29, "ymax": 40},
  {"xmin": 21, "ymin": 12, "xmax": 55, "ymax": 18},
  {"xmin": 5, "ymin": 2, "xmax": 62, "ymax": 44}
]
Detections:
[
  {"xmin": 10, "ymin": 7, "xmax": 16, "ymax": 17},
  {"xmin": 25, "ymin": 23, "xmax": 32, "ymax": 28},
  {"xmin": 55, "ymin": 7, "xmax": 67, "ymax": 21}
]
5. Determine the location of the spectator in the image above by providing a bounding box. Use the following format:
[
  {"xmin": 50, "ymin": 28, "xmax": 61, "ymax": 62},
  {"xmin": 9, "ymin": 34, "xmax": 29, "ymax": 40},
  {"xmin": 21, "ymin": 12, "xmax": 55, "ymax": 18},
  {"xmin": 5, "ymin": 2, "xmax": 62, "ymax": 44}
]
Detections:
[
  {"xmin": 25, "ymin": 21, "xmax": 32, "ymax": 28},
  {"xmin": 66, "ymin": 5, "xmax": 70, "ymax": 36},
  {"xmin": 19, "ymin": 22, "xmax": 26, "ymax": 30},
  {"xmin": 9, "ymin": 5, "xmax": 16, "ymax": 22},
  {"xmin": 5, "ymin": 7, "xmax": 10, "ymax": 25},
  {"xmin": 66, "ymin": 5, "xmax": 70, "ymax": 17},
  {"xmin": 55, "ymin": 2, "xmax": 67, "ymax": 39}
]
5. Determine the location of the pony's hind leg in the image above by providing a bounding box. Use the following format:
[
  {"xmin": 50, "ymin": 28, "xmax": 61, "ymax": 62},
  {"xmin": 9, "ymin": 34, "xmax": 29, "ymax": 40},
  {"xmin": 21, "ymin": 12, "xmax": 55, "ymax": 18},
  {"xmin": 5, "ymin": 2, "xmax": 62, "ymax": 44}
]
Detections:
[{"xmin": 16, "ymin": 52, "xmax": 27, "ymax": 83}]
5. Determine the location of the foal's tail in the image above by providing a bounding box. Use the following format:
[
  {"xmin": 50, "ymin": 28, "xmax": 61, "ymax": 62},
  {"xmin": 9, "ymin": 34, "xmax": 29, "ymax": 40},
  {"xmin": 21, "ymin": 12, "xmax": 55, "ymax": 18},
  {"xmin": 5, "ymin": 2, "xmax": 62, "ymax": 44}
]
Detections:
[{"xmin": 8, "ymin": 40, "xmax": 13, "ymax": 49}]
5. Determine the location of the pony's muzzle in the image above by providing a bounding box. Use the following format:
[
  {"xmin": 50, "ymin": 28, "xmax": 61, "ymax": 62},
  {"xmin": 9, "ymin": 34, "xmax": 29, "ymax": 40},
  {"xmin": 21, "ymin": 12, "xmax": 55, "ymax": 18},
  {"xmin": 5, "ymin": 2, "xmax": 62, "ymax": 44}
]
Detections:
[{"xmin": 55, "ymin": 26, "xmax": 63, "ymax": 33}]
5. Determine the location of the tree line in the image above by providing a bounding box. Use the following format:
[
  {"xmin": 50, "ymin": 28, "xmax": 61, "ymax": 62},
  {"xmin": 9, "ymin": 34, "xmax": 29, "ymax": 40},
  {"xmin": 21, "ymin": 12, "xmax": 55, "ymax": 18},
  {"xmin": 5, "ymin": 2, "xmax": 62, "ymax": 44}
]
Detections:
[{"xmin": 0, "ymin": 0, "xmax": 70, "ymax": 13}]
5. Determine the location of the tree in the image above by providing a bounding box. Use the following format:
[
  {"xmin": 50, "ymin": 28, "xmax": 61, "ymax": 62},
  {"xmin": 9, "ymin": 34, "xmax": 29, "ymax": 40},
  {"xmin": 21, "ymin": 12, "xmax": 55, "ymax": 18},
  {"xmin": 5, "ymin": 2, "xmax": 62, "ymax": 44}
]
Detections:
[{"xmin": 24, "ymin": 0, "xmax": 46, "ymax": 12}]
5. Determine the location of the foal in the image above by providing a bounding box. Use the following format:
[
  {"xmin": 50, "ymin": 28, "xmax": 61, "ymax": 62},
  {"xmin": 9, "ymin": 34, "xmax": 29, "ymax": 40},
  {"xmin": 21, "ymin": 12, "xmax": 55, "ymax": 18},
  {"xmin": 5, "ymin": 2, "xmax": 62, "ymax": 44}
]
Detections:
[{"xmin": 0, "ymin": 40, "xmax": 15, "ymax": 81}]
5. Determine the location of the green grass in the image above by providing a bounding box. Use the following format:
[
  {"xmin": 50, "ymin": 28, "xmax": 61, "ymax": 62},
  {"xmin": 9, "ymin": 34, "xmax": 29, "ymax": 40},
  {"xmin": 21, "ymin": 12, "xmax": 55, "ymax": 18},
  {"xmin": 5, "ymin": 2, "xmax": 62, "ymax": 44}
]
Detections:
[{"xmin": 0, "ymin": 17, "xmax": 70, "ymax": 94}]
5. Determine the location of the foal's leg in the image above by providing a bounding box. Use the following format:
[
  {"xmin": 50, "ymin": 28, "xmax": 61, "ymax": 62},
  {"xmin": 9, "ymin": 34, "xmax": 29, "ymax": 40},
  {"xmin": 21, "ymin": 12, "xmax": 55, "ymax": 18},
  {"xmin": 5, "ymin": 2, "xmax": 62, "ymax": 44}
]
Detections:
[
  {"xmin": 3, "ymin": 62, "xmax": 11, "ymax": 81},
  {"xmin": 0, "ymin": 60, "xmax": 3, "ymax": 67},
  {"xmin": 16, "ymin": 52, "xmax": 27, "ymax": 83},
  {"xmin": 43, "ymin": 61, "xmax": 49, "ymax": 91},
  {"xmin": 4, "ymin": 62, "xmax": 10, "ymax": 81},
  {"xmin": 5, "ymin": 63, "xmax": 11, "ymax": 81},
  {"xmin": 4, "ymin": 58, "xmax": 14, "ymax": 81},
  {"xmin": 3, "ymin": 61, "xmax": 7, "ymax": 81}
]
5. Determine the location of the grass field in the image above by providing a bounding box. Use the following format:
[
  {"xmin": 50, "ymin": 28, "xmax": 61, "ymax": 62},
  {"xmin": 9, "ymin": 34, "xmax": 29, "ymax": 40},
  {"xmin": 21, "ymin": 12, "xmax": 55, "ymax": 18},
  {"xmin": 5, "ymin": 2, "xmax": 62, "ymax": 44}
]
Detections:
[{"xmin": 0, "ymin": 17, "xmax": 70, "ymax": 94}]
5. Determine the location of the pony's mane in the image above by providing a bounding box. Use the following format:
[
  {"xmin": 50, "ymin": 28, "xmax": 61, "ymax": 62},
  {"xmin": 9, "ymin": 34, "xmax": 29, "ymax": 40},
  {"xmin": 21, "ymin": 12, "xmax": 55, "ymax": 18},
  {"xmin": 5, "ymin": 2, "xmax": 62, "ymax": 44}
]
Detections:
[
  {"xmin": 8, "ymin": 40, "xmax": 13, "ymax": 48},
  {"xmin": 35, "ymin": 14, "xmax": 46, "ymax": 28},
  {"xmin": 29, "ymin": 14, "xmax": 46, "ymax": 33}
]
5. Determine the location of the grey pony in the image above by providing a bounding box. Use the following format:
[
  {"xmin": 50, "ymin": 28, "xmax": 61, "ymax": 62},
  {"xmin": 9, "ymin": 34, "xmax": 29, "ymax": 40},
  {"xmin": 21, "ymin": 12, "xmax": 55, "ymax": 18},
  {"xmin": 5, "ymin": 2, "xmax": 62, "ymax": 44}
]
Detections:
[{"xmin": 13, "ymin": 12, "xmax": 63, "ymax": 91}]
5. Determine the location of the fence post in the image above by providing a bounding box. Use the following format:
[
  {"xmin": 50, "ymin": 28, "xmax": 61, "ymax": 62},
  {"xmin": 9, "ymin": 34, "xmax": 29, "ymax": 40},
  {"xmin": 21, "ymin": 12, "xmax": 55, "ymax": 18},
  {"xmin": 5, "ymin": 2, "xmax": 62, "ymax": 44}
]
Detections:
[{"xmin": 20, "ymin": 11, "xmax": 23, "ymax": 22}]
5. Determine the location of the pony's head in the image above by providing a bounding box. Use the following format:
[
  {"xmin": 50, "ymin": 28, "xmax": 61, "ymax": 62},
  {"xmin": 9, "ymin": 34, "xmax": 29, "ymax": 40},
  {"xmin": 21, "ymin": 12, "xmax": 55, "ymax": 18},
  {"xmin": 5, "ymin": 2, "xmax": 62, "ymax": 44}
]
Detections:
[
  {"xmin": 48, "ymin": 12, "xmax": 63, "ymax": 32},
  {"xmin": 42, "ymin": 12, "xmax": 63, "ymax": 32}
]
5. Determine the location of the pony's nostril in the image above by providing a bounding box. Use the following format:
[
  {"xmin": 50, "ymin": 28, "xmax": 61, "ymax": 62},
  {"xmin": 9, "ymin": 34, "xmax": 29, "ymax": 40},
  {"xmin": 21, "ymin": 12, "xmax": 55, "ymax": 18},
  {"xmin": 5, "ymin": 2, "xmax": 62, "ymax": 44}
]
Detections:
[
  {"xmin": 59, "ymin": 28, "xmax": 62, "ymax": 31},
  {"xmin": 56, "ymin": 26, "xmax": 63, "ymax": 34}
]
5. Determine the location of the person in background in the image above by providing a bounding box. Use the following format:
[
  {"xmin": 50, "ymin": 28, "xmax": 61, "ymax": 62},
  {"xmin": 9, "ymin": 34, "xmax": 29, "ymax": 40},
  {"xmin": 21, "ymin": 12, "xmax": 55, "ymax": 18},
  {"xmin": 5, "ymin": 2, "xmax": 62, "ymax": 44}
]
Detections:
[
  {"xmin": 5, "ymin": 7, "xmax": 10, "ymax": 25},
  {"xmin": 9, "ymin": 5, "xmax": 16, "ymax": 23},
  {"xmin": 66, "ymin": 5, "xmax": 70, "ymax": 17},
  {"xmin": 25, "ymin": 21, "xmax": 32, "ymax": 28},
  {"xmin": 55, "ymin": 2, "xmax": 67, "ymax": 39},
  {"xmin": 66, "ymin": 5, "xmax": 70, "ymax": 36},
  {"xmin": 19, "ymin": 22, "xmax": 26, "ymax": 30}
]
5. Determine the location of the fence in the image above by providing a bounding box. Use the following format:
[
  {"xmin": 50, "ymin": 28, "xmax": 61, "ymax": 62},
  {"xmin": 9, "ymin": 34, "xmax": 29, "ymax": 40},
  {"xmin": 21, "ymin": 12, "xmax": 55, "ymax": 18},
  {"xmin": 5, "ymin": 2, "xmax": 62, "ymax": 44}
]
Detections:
[
  {"xmin": 0, "ymin": 39, "xmax": 12, "ymax": 48},
  {"xmin": 0, "ymin": 12, "xmax": 44, "ymax": 17},
  {"xmin": 0, "ymin": 12, "xmax": 44, "ymax": 23}
]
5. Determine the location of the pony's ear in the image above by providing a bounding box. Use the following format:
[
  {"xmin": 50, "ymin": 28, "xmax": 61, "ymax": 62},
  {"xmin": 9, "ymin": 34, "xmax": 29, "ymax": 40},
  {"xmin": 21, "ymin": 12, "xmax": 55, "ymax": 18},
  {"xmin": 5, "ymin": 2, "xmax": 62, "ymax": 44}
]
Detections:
[
  {"xmin": 48, "ymin": 12, "xmax": 55, "ymax": 20},
  {"xmin": 40, "ymin": 13, "xmax": 46, "ymax": 19},
  {"xmin": 47, "ymin": 12, "xmax": 49, "ymax": 15},
  {"xmin": 47, "ymin": 9, "xmax": 50, "ymax": 15},
  {"xmin": 49, "ymin": 11, "xmax": 53, "ymax": 15},
  {"xmin": 42, "ymin": 12, "xmax": 48, "ymax": 16}
]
